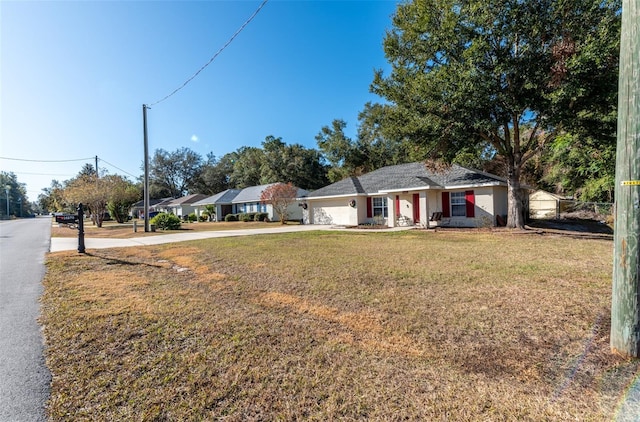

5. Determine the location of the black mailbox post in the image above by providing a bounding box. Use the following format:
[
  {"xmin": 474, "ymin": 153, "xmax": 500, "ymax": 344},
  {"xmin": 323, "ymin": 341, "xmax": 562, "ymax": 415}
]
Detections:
[{"xmin": 77, "ymin": 203, "xmax": 85, "ymax": 254}]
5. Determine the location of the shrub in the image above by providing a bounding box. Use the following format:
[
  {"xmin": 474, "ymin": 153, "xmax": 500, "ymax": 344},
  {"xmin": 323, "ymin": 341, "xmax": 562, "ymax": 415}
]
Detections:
[
  {"xmin": 201, "ymin": 211, "xmax": 215, "ymax": 222},
  {"xmin": 150, "ymin": 213, "xmax": 181, "ymax": 230},
  {"xmin": 225, "ymin": 214, "xmax": 238, "ymax": 222},
  {"xmin": 254, "ymin": 213, "xmax": 268, "ymax": 222},
  {"xmin": 187, "ymin": 212, "xmax": 197, "ymax": 222},
  {"xmin": 239, "ymin": 213, "xmax": 251, "ymax": 222}
]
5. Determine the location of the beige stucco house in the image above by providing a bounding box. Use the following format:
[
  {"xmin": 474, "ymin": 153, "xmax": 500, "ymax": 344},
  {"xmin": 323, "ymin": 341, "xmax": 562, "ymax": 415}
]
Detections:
[{"xmin": 301, "ymin": 162, "xmax": 509, "ymax": 228}]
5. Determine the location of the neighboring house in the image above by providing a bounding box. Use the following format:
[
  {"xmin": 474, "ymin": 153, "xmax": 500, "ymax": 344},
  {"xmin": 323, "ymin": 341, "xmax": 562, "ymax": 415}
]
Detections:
[
  {"xmin": 529, "ymin": 190, "xmax": 570, "ymax": 219},
  {"xmin": 232, "ymin": 183, "xmax": 309, "ymax": 222},
  {"xmin": 192, "ymin": 189, "xmax": 242, "ymax": 221},
  {"xmin": 301, "ymin": 162, "xmax": 509, "ymax": 228},
  {"xmin": 163, "ymin": 194, "xmax": 209, "ymax": 218},
  {"xmin": 130, "ymin": 197, "xmax": 174, "ymax": 219}
]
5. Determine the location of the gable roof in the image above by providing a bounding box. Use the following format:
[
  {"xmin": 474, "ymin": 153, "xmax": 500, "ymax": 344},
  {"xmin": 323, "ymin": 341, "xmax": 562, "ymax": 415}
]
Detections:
[
  {"xmin": 232, "ymin": 183, "xmax": 310, "ymax": 204},
  {"xmin": 232, "ymin": 184, "xmax": 277, "ymax": 204},
  {"xmin": 131, "ymin": 197, "xmax": 174, "ymax": 208},
  {"xmin": 192, "ymin": 189, "xmax": 241, "ymax": 206},
  {"xmin": 166, "ymin": 194, "xmax": 209, "ymax": 206},
  {"xmin": 305, "ymin": 162, "xmax": 506, "ymax": 199},
  {"xmin": 530, "ymin": 190, "xmax": 568, "ymax": 201}
]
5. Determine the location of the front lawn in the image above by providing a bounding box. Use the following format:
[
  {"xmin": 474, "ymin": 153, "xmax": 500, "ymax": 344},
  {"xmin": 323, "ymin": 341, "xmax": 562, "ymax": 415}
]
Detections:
[{"xmin": 41, "ymin": 231, "xmax": 639, "ymax": 420}]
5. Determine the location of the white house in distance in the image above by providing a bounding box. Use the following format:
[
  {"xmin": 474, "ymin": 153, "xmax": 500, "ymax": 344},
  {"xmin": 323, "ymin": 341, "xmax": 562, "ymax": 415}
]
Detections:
[
  {"xmin": 193, "ymin": 184, "xmax": 309, "ymax": 222},
  {"xmin": 130, "ymin": 197, "xmax": 174, "ymax": 219},
  {"xmin": 192, "ymin": 189, "xmax": 242, "ymax": 221},
  {"xmin": 163, "ymin": 194, "xmax": 209, "ymax": 219},
  {"xmin": 301, "ymin": 162, "xmax": 509, "ymax": 228},
  {"xmin": 232, "ymin": 184, "xmax": 308, "ymax": 222}
]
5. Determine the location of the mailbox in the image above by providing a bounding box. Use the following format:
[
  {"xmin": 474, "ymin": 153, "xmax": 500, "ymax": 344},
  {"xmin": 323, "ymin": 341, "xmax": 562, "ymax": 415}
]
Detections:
[{"xmin": 55, "ymin": 214, "xmax": 78, "ymax": 224}]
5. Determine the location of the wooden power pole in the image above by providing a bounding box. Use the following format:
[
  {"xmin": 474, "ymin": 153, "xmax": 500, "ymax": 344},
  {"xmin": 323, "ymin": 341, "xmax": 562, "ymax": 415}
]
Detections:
[{"xmin": 611, "ymin": 0, "xmax": 640, "ymax": 357}]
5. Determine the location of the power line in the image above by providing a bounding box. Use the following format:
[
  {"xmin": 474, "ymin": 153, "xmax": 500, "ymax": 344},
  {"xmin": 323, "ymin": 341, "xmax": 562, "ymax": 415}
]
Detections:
[
  {"xmin": 98, "ymin": 158, "xmax": 139, "ymax": 179},
  {"xmin": 2, "ymin": 155, "xmax": 138, "ymax": 179},
  {"xmin": 147, "ymin": 0, "xmax": 269, "ymax": 107},
  {"xmin": 10, "ymin": 171, "xmax": 76, "ymax": 177},
  {"xmin": 0, "ymin": 156, "xmax": 94, "ymax": 163}
]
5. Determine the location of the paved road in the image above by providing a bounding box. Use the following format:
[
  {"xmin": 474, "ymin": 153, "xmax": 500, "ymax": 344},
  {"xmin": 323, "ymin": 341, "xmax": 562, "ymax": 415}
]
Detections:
[{"xmin": 0, "ymin": 217, "xmax": 51, "ymax": 422}]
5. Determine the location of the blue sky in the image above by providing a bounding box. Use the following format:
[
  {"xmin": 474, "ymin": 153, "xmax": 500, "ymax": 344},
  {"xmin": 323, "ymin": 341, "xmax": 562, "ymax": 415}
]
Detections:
[{"xmin": 1, "ymin": 0, "xmax": 398, "ymax": 200}]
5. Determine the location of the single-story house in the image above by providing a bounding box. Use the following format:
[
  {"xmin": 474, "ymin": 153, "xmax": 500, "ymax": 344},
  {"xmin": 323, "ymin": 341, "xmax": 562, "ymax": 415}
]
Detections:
[
  {"xmin": 232, "ymin": 183, "xmax": 309, "ymax": 222},
  {"xmin": 163, "ymin": 194, "xmax": 209, "ymax": 218},
  {"xmin": 192, "ymin": 189, "xmax": 242, "ymax": 221},
  {"xmin": 529, "ymin": 190, "xmax": 571, "ymax": 219},
  {"xmin": 301, "ymin": 162, "xmax": 509, "ymax": 228},
  {"xmin": 130, "ymin": 197, "xmax": 174, "ymax": 219}
]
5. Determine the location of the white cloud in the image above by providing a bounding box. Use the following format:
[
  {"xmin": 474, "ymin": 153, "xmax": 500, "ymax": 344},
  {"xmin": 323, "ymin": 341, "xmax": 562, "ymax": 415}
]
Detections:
[{"xmin": 191, "ymin": 134, "xmax": 199, "ymax": 143}]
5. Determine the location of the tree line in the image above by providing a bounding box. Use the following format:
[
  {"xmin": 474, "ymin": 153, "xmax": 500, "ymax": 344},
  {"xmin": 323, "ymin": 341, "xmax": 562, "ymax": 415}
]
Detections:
[
  {"xmin": 37, "ymin": 0, "xmax": 620, "ymax": 230},
  {"xmin": 0, "ymin": 171, "xmax": 33, "ymax": 218}
]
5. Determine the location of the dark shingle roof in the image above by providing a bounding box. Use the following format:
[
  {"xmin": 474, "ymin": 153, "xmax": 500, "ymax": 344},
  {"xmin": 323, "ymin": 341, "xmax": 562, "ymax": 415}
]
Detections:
[
  {"xmin": 131, "ymin": 197, "xmax": 174, "ymax": 208},
  {"xmin": 167, "ymin": 194, "xmax": 209, "ymax": 206},
  {"xmin": 306, "ymin": 162, "xmax": 505, "ymax": 198},
  {"xmin": 192, "ymin": 189, "xmax": 241, "ymax": 206},
  {"xmin": 233, "ymin": 184, "xmax": 309, "ymax": 203},
  {"xmin": 232, "ymin": 184, "xmax": 277, "ymax": 203}
]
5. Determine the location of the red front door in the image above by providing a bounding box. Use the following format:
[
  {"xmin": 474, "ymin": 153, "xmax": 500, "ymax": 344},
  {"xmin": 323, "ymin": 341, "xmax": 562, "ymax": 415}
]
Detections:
[{"xmin": 413, "ymin": 193, "xmax": 420, "ymax": 223}]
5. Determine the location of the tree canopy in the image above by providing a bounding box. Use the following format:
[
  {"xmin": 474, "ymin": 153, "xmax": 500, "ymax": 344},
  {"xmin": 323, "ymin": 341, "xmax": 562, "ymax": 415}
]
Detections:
[
  {"xmin": 149, "ymin": 147, "xmax": 203, "ymax": 198},
  {"xmin": 371, "ymin": 0, "xmax": 620, "ymax": 227}
]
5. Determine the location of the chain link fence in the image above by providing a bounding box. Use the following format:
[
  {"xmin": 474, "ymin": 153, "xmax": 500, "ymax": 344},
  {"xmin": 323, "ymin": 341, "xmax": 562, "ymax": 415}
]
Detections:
[{"xmin": 559, "ymin": 200, "xmax": 613, "ymax": 220}]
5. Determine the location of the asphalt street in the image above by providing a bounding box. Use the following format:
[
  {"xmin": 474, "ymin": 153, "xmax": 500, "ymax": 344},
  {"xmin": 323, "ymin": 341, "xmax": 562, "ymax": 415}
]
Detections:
[{"xmin": 0, "ymin": 217, "xmax": 51, "ymax": 422}]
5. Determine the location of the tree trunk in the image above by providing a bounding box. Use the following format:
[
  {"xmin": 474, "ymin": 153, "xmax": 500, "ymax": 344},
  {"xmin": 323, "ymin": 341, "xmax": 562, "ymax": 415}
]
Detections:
[{"xmin": 506, "ymin": 161, "xmax": 526, "ymax": 229}]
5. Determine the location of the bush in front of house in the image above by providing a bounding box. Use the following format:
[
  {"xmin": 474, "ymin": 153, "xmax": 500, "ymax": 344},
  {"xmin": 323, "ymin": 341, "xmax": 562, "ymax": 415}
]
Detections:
[
  {"xmin": 254, "ymin": 213, "xmax": 268, "ymax": 222},
  {"xmin": 187, "ymin": 212, "xmax": 197, "ymax": 222},
  {"xmin": 225, "ymin": 214, "xmax": 238, "ymax": 222},
  {"xmin": 238, "ymin": 212, "xmax": 258, "ymax": 223},
  {"xmin": 150, "ymin": 212, "xmax": 181, "ymax": 230}
]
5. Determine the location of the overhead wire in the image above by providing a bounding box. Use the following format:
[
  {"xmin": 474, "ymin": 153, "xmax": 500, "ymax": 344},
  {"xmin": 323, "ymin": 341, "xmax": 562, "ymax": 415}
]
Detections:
[
  {"xmin": 0, "ymin": 156, "xmax": 95, "ymax": 163},
  {"xmin": 98, "ymin": 158, "xmax": 139, "ymax": 179},
  {"xmin": 1, "ymin": 155, "xmax": 138, "ymax": 180},
  {"xmin": 10, "ymin": 171, "xmax": 76, "ymax": 177},
  {"xmin": 147, "ymin": 0, "xmax": 269, "ymax": 107}
]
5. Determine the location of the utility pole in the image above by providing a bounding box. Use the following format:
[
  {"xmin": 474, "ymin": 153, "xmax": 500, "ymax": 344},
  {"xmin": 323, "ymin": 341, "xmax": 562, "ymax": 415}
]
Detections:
[
  {"xmin": 95, "ymin": 155, "xmax": 99, "ymax": 193},
  {"xmin": 610, "ymin": 0, "xmax": 640, "ymax": 357},
  {"xmin": 143, "ymin": 104, "xmax": 150, "ymax": 232}
]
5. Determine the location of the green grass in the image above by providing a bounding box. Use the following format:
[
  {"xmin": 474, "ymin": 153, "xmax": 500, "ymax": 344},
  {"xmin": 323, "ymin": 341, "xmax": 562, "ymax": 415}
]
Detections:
[{"xmin": 41, "ymin": 231, "xmax": 639, "ymax": 420}]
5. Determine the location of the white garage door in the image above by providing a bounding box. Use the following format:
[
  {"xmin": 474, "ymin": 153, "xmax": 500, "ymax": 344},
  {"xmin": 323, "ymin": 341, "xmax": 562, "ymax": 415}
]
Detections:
[{"xmin": 310, "ymin": 198, "xmax": 357, "ymax": 226}]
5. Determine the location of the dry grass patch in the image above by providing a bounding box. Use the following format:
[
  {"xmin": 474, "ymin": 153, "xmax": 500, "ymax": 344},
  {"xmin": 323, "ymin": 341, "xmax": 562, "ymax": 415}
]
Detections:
[{"xmin": 42, "ymin": 231, "xmax": 640, "ymax": 420}]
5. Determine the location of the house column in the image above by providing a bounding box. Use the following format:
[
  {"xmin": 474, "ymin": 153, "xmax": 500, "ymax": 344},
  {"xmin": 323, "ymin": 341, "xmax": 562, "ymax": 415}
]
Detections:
[
  {"xmin": 388, "ymin": 195, "xmax": 396, "ymax": 228},
  {"xmin": 420, "ymin": 191, "xmax": 429, "ymax": 227}
]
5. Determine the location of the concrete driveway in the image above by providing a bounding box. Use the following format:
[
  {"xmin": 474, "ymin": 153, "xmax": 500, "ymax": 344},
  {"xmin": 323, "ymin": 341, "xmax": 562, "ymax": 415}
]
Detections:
[
  {"xmin": 50, "ymin": 224, "xmax": 417, "ymax": 252},
  {"xmin": 50, "ymin": 224, "xmax": 337, "ymax": 252}
]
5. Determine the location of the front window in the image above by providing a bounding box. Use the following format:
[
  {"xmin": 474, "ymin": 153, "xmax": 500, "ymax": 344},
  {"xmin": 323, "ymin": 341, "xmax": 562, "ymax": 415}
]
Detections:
[
  {"xmin": 373, "ymin": 197, "xmax": 388, "ymax": 218},
  {"xmin": 451, "ymin": 192, "xmax": 466, "ymax": 216}
]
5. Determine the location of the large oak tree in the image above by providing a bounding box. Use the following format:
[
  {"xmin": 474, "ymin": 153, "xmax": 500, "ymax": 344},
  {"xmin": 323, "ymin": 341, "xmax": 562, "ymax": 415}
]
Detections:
[{"xmin": 372, "ymin": 0, "xmax": 620, "ymax": 228}]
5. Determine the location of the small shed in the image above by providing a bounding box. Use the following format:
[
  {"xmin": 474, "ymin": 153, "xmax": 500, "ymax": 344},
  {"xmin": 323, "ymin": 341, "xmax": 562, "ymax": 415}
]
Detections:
[{"xmin": 529, "ymin": 190, "xmax": 568, "ymax": 219}]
